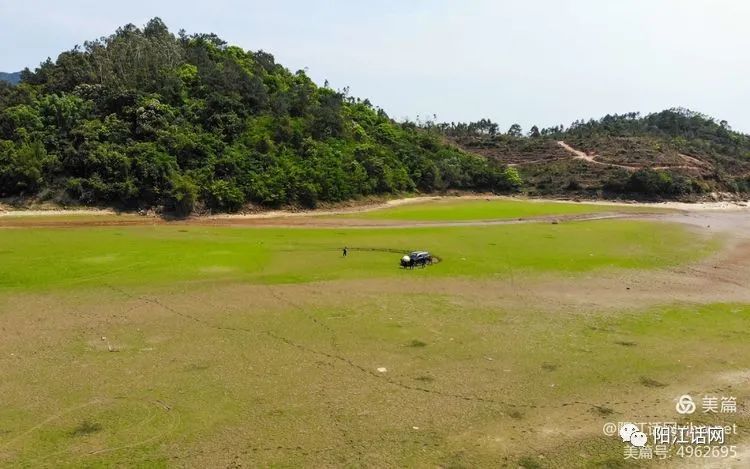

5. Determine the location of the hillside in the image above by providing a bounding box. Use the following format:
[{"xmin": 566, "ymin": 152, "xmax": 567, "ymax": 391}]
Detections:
[
  {"xmin": 2, "ymin": 19, "xmax": 748, "ymax": 211},
  {"xmin": 0, "ymin": 18, "xmax": 518, "ymax": 214},
  {"xmin": 0, "ymin": 72, "xmax": 21, "ymax": 85},
  {"xmin": 437, "ymin": 110, "xmax": 750, "ymax": 200}
]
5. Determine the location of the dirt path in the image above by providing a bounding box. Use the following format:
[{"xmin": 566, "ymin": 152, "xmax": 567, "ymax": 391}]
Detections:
[
  {"xmin": 0, "ymin": 207, "xmax": 118, "ymax": 217},
  {"xmin": 556, "ymin": 140, "xmax": 706, "ymax": 172},
  {"xmin": 0, "ymin": 196, "xmax": 445, "ymax": 224},
  {"xmin": 0, "ymin": 197, "xmax": 437, "ymax": 219},
  {"xmin": 1, "ymin": 195, "xmax": 748, "ymax": 229},
  {"xmin": 0, "ymin": 211, "xmax": 669, "ymax": 229},
  {"xmin": 678, "ymin": 152, "xmax": 712, "ymax": 169},
  {"xmin": 556, "ymin": 141, "xmax": 635, "ymax": 170}
]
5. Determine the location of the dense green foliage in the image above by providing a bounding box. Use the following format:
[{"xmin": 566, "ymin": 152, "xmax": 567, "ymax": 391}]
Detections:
[
  {"xmin": 433, "ymin": 109, "xmax": 750, "ymax": 199},
  {"xmin": 0, "ymin": 72, "xmax": 21, "ymax": 85},
  {"xmin": 0, "ymin": 19, "xmax": 517, "ymax": 214},
  {"xmin": 563, "ymin": 109, "xmax": 750, "ymax": 155}
]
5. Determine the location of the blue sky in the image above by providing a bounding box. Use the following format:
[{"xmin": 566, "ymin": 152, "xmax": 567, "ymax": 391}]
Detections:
[{"xmin": 1, "ymin": 0, "xmax": 749, "ymax": 132}]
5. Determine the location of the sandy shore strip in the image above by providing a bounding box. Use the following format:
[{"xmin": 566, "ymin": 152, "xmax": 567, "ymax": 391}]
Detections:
[{"xmin": 1, "ymin": 195, "xmax": 748, "ymax": 220}]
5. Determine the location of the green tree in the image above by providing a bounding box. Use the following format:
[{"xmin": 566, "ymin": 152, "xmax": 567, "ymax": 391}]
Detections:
[
  {"xmin": 167, "ymin": 173, "xmax": 198, "ymax": 216},
  {"xmin": 507, "ymin": 123, "xmax": 523, "ymax": 137},
  {"xmin": 0, "ymin": 140, "xmax": 47, "ymax": 195}
]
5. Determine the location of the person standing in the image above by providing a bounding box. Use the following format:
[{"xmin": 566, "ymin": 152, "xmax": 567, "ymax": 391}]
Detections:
[{"xmin": 343, "ymin": 247, "xmax": 348, "ymax": 257}]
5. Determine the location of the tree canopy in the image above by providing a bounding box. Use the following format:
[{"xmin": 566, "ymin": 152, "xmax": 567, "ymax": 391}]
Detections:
[{"xmin": 0, "ymin": 18, "xmax": 518, "ymax": 214}]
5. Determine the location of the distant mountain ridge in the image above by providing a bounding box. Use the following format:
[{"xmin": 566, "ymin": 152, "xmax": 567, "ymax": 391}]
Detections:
[{"xmin": 0, "ymin": 72, "xmax": 21, "ymax": 85}]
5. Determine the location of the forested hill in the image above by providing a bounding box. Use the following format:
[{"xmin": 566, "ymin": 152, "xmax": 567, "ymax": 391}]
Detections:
[
  {"xmin": 3, "ymin": 18, "xmax": 747, "ymax": 212},
  {"xmin": 0, "ymin": 72, "xmax": 21, "ymax": 85},
  {"xmin": 0, "ymin": 18, "xmax": 518, "ymax": 214},
  {"xmin": 434, "ymin": 110, "xmax": 750, "ymax": 199}
]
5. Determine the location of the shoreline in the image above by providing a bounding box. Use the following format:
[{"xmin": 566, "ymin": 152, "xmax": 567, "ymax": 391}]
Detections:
[{"xmin": 1, "ymin": 194, "xmax": 748, "ymax": 220}]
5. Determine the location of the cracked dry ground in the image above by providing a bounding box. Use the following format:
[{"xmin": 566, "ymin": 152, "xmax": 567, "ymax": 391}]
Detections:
[{"xmin": 0, "ymin": 210, "xmax": 749, "ymax": 467}]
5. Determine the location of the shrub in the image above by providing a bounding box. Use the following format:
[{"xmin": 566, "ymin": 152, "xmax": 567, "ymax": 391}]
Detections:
[
  {"xmin": 205, "ymin": 179, "xmax": 244, "ymax": 212},
  {"xmin": 0, "ymin": 140, "xmax": 46, "ymax": 196},
  {"xmin": 167, "ymin": 173, "xmax": 198, "ymax": 216}
]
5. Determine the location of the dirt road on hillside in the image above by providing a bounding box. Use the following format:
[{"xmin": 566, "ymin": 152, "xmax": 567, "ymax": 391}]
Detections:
[{"xmin": 556, "ymin": 140, "xmax": 708, "ymax": 171}]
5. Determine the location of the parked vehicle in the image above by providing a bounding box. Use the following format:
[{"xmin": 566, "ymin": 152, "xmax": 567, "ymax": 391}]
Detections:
[{"xmin": 400, "ymin": 251, "xmax": 432, "ymax": 269}]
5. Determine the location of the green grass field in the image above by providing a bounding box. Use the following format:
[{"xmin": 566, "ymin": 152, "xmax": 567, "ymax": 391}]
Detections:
[
  {"xmin": 0, "ymin": 199, "xmax": 746, "ymax": 468},
  {"xmin": 341, "ymin": 198, "xmax": 663, "ymax": 221},
  {"xmin": 0, "ymin": 219, "xmax": 712, "ymax": 292}
]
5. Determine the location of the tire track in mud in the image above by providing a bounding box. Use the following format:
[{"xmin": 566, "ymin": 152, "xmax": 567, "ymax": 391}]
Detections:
[
  {"xmin": 0, "ymin": 399, "xmax": 105, "ymax": 450},
  {"xmin": 264, "ymin": 286, "xmax": 341, "ymax": 351},
  {"xmin": 2, "ymin": 397, "xmax": 178, "ymax": 465},
  {"xmin": 104, "ymin": 284, "xmax": 255, "ymax": 334},
  {"xmin": 107, "ymin": 283, "xmax": 365, "ymax": 462},
  {"xmin": 103, "ymin": 285, "xmax": 661, "ymax": 414},
  {"xmin": 261, "ymin": 328, "xmax": 652, "ymax": 412},
  {"xmin": 259, "ymin": 284, "xmax": 536, "ymax": 411},
  {"xmin": 316, "ymin": 388, "xmax": 365, "ymax": 465},
  {"xmin": 134, "ymin": 443, "xmax": 335, "ymax": 466},
  {"xmin": 263, "ymin": 285, "xmax": 368, "ymax": 464},
  {"xmin": 668, "ymin": 265, "xmax": 747, "ymax": 288},
  {"xmin": 105, "ymin": 285, "xmax": 504, "ymax": 408},
  {"xmin": 86, "ymin": 402, "xmax": 181, "ymax": 457},
  {"xmin": 257, "ymin": 287, "xmax": 657, "ymax": 412}
]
